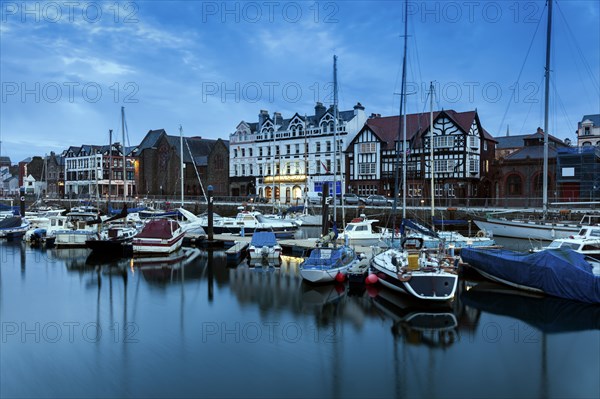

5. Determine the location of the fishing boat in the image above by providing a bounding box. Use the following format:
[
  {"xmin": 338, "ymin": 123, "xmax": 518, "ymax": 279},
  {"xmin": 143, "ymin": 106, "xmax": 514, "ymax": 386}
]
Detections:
[
  {"xmin": 248, "ymin": 231, "xmax": 282, "ymax": 261},
  {"xmin": 299, "ymin": 231, "xmax": 359, "ymax": 283},
  {"xmin": 132, "ymin": 218, "xmax": 185, "ymax": 254},
  {"xmin": 460, "ymin": 247, "xmax": 600, "ymax": 304},
  {"xmin": 530, "ymin": 225, "xmax": 600, "ymax": 259}
]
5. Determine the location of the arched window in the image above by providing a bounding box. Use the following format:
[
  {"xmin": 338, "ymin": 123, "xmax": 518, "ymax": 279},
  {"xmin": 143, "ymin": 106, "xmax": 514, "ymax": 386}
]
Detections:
[{"xmin": 506, "ymin": 174, "xmax": 522, "ymax": 196}]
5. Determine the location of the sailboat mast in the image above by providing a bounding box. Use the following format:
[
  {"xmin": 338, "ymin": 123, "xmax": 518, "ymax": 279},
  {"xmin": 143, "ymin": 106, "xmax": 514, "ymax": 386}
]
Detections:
[
  {"xmin": 108, "ymin": 129, "xmax": 112, "ymax": 208},
  {"xmin": 401, "ymin": 0, "xmax": 408, "ymax": 220},
  {"xmin": 542, "ymin": 0, "xmax": 552, "ymax": 216},
  {"xmin": 332, "ymin": 54, "xmax": 338, "ymax": 223},
  {"xmin": 429, "ymin": 82, "xmax": 435, "ymax": 224},
  {"xmin": 121, "ymin": 106, "xmax": 127, "ymax": 199},
  {"xmin": 180, "ymin": 125, "xmax": 184, "ymax": 206}
]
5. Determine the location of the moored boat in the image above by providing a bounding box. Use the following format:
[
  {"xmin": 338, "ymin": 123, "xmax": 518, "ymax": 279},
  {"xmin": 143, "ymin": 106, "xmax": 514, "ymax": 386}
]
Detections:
[
  {"xmin": 0, "ymin": 216, "xmax": 30, "ymax": 239},
  {"xmin": 132, "ymin": 218, "xmax": 185, "ymax": 254},
  {"xmin": 299, "ymin": 232, "xmax": 359, "ymax": 283},
  {"xmin": 530, "ymin": 225, "xmax": 600, "ymax": 259},
  {"xmin": 248, "ymin": 231, "xmax": 282, "ymax": 261},
  {"xmin": 461, "ymin": 247, "xmax": 600, "ymax": 303}
]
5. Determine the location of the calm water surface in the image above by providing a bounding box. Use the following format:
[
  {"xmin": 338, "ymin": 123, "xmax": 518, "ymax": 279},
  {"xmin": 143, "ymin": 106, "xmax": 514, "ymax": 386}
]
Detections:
[{"xmin": 1, "ymin": 237, "xmax": 599, "ymax": 399}]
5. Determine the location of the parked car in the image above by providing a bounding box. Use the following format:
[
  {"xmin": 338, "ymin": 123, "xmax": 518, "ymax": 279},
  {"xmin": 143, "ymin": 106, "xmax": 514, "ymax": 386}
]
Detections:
[
  {"xmin": 341, "ymin": 193, "xmax": 360, "ymax": 205},
  {"xmin": 366, "ymin": 195, "xmax": 388, "ymax": 206}
]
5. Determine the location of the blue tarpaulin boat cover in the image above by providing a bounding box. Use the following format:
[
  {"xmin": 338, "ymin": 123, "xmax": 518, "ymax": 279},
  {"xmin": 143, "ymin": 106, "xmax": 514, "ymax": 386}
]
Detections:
[
  {"xmin": 250, "ymin": 231, "xmax": 278, "ymax": 247},
  {"xmin": 461, "ymin": 248, "xmax": 600, "ymax": 304}
]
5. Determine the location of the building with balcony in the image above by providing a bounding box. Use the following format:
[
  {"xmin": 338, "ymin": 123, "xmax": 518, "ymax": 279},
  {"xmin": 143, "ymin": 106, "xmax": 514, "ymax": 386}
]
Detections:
[
  {"xmin": 576, "ymin": 114, "xmax": 600, "ymax": 147},
  {"xmin": 229, "ymin": 102, "xmax": 367, "ymax": 203},
  {"xmin": 346, "ymin": 110, "xmax": 496, "ymax": 206}
]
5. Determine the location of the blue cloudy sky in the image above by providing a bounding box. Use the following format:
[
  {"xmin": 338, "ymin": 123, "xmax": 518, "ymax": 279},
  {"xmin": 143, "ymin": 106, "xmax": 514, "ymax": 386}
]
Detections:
[{"xmin": 1, "ymin": 0, "xmax": 599, "ymax": 163}]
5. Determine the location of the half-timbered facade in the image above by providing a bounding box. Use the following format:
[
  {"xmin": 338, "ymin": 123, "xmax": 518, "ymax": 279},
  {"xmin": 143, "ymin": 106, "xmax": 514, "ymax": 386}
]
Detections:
[
  {"xmin": 346, "ymin": 110, "xmax": 496, "ymax": 206},
  {"xmin": 229, "ymin": 102, "xmax": 367, "ymax": 203}
]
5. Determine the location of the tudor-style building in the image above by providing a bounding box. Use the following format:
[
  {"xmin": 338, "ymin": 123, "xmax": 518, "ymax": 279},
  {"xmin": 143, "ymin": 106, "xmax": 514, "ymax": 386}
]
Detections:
[
  {"xmin": 229, "ymin": 102, "xmax": 367, "ymax": 202},
  {"xmin": 136, "ymin": 129, "xmax": 229, "ymax": 197},
  {"xmin": 346, "ymin": 110, "xmax": 496, "ymax": 206}
]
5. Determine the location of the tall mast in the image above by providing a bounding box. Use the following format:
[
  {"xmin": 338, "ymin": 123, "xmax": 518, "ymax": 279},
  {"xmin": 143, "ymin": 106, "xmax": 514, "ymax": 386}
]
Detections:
[
  {"xmin": 391, "ymin": 0, "xmax": 409, "ymax": 240},
  {"xmin": 108, "ymin": 129, "xmax": 112, "ymax": 208},
  {"xmin": 180, "ymin": 125, "xmax": 184, "ymax": 206},
  {"xmin": 542, "ymin": 0, "xmax": 552, "ymax": 216},
  {"xmin": 332, "ymin": 54, "xmax": 338, "ymax": 223},
  {"xmin": 121, "ymin": 106, "xmax": 127, "ymax": 199},
  {"xmin": 271, "ymin": 116, "xmax": 276, "ymax": 210},
  {"xmin": 304, "ymin": 114, "xmax": 309, "ymax": 201},
  {"xmin": 401, "ymin": 0, "xmax": 408, "ymax": 220},
  {"xmin": 429, "ymin": 82, "xmax": 435, "ymax": 225}
]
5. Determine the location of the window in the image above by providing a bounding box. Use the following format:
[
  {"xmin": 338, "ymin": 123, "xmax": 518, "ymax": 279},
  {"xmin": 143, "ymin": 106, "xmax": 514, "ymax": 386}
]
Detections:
[
  {"xmin": 316, "ymin": 142, "xmax": 321, "ymax": 153},
  {"xmin": 359, "ymin": 163, "xmax": 376, "ymax": 175},
  {"xmin": 360, "ymin": 143, "xmax": 376, "ymax": 153},
  {"xmin": 469, "ymin": 156, "xmax": 479, "ymax": 173},
  {"xmin": 469, "ymin": 136, "xmax": 480, "ymax": 148},
  {"xmin": 506, "ymin": 174, "xmax": 522, "ymax": 195},
  {"xmin": 433, "ymin": 136, "xmax": 455, "ymax": 148},
  {"xmin": 286, "ymin": 144, "xmax": 290, "ymax": 155},
  {"xmin": 295, "ymin": 143, "xmax": 300, "ymax": 154},
  {"xmin": 326, "ymin": 141, "xmax": 332, "ymax": 152},
  {"xmin": 434, "ymin": 159, "xmax": 456, "ymax": 173}
]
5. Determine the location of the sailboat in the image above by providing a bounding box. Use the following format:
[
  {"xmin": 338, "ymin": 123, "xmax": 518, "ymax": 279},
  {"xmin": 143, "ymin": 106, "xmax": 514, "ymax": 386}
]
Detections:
[
  {"xmin": 370, "ymin": 3, "xmax": 458, "ymax": 301},
  {"xmin": 474, "ymin": 0, "xmax": 592, "ymax": 241},
  {"xmin": 299, "ymin": 55, "xmax": 359, "ymax": 283}
]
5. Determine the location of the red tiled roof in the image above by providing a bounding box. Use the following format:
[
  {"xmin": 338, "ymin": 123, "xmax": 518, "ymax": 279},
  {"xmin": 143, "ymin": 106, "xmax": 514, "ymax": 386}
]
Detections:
[{"xmin": 362, "ymin": 110, "xmax": 495, "ymax": 149}]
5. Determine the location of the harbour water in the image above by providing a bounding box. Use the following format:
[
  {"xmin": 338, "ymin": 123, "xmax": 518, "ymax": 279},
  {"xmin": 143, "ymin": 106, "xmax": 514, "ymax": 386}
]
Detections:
[{"xmin": 1, "ymin": 236, "xmax": 599, "ymax": 398}]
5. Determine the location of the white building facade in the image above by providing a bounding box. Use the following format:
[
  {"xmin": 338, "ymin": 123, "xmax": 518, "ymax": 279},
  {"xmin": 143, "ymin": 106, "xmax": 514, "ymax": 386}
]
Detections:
[
  {"xmin": 63, "ymin": 144, "xmax": 136, "ymax": 199},
  {"xmin": 576, "ymin": 114, "xmax": 600, "ymax": 147},
  {"xmin": 229, "ymin": 102, "xmax": 367, "ymax": 204}
]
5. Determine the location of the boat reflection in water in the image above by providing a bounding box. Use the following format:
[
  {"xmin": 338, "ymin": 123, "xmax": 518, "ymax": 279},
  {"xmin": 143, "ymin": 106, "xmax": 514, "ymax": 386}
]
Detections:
[
  {"xmin": 462, "ymin": 282, "xmax": 600, "ymax": 333},
  {"xmin": 372, "ymin": 285, "xmax": 459, "ymax": 349}
]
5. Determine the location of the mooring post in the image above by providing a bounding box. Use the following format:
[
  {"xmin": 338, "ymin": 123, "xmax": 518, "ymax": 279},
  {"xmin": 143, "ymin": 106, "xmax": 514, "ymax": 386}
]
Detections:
[{"xmin": 207, "ymin": 185, "xmax": 214, "ymax": 241}]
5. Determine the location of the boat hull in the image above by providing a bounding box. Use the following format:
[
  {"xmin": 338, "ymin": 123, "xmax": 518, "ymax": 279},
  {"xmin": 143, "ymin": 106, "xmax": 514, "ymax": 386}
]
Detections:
[
  {"xmin": 132, "ymin": 233, "xmax": 185, "ymax": 254},
  {"xmin": 461, "ymin": 247, "xmax": 600, "ymax": 303},
  {"xmin": 474, "ymin": 218, "xmax": 579, "ymax": 240},
  {"xmin": 371, "ymin": 249, "xmax": 458, "ymax": 301},
  {"xmin": 54, "ymin": 231, "xmax": 96, "ymax": 247}
]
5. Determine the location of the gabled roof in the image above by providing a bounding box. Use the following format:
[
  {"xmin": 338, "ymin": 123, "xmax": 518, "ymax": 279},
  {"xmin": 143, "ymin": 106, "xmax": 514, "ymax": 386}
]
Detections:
[
  {"xmin": 240, "ymin": 106, "xmax": 359, "ymax": 135},
  {"xmin": 136, "ymin": 129, "xmax": 167, "ymax": 153},
  {"xmin": 137, "ymin": 129, "xmax": 228, "ymax": 165},
  {"xmin": 355, "ymin": 110, "xmax": 493, "ymax": 150}
]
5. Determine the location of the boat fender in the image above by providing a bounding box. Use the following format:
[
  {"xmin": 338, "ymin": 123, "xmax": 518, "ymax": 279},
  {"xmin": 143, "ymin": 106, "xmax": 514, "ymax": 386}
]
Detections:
[
  {"xmin": 398, "ymin": 273, "xmax": 411, "ymax": 282},
  {"xmin": 476, "ymin": 230, "xmax": 486, "ymax": 238}
]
